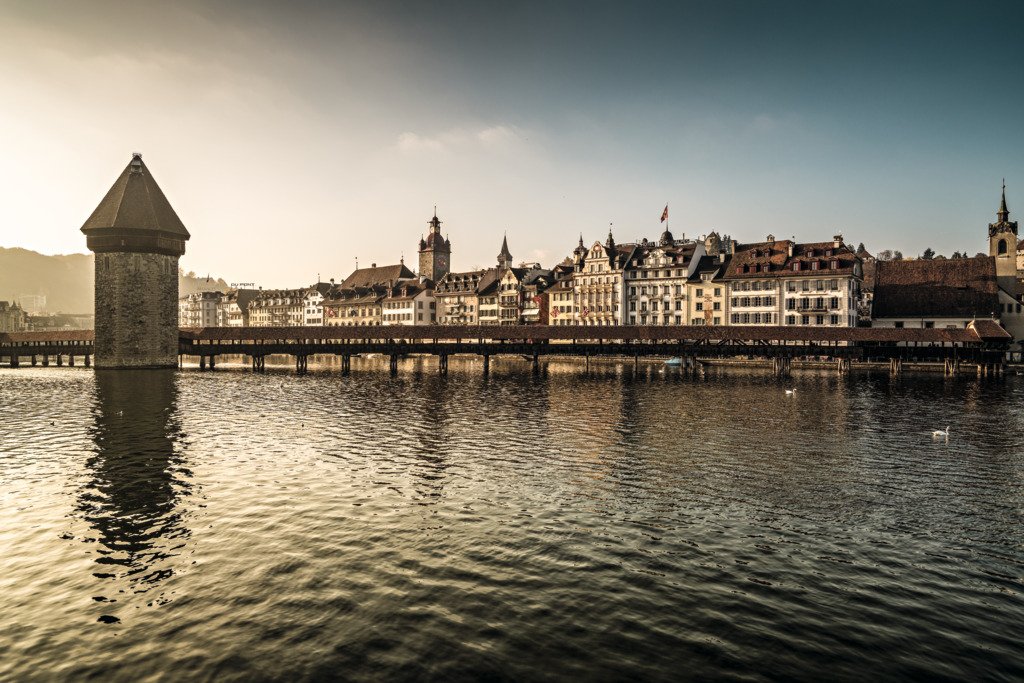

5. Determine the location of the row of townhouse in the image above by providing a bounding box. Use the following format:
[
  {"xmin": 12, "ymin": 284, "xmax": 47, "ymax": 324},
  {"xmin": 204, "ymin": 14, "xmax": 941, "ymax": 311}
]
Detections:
[
  {"xmin": 549, "ymin": 227, "xmax": 863, "ymax": 328},
  {"xmin": 322, "ymin": 263, "xmax": 437, "ymax": 326},
  {"xmin": 179, "ymin": 285, "xmax": 327, "ymax": 327},
  {"xmin": 174, "ymin": 191, "xmax": 1023, "ymax": 340}
]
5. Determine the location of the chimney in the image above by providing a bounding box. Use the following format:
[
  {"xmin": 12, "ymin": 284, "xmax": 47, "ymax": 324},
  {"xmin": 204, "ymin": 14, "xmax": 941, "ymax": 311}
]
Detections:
[
  {"xmin": 767, "ymin": 234, "xmax": 775, "ymax": 243},
  {"xmin": 371, "ymin": 263, "xmax": 376, "ymax": 268},
  {"xmin": 718, "ymin": 252, "xmax": 725, "ymax": 263},
  {"xmin": 787, "ymin": 243, "xmax": 794, "ymax": 257},
  {"xmin": 833, "ymin": 234, "xmax": 843, "ymax": 249}
]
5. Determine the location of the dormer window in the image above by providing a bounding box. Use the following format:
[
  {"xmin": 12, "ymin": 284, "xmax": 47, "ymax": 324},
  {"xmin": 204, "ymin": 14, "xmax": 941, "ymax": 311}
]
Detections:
[
  {"xmin": 811, "ymin": 261, "xmax": 820, "ymax": 270},
  {"xmin": 806, "ymin": 249, "xmax": 814, "ymax": 258},
  {"xmin": 829, "ymin": 259, "xmax": 838, "ymax": 270},
  {"xmin": 792, "ymin": 262, "xmax": 801, "ymax": 272}
]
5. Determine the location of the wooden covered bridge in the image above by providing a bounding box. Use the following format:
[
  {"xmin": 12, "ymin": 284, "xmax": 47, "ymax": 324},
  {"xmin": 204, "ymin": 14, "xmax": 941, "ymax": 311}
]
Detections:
[{"xmin": 2, "ymin": 321, "xmax": 1011, "ymax": 377}]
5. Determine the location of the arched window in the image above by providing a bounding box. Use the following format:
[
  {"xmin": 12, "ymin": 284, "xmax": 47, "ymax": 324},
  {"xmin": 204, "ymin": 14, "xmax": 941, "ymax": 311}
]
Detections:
[{"xmin": 998, "ymin": 239, "xmax": 1008, "ymax": 255}]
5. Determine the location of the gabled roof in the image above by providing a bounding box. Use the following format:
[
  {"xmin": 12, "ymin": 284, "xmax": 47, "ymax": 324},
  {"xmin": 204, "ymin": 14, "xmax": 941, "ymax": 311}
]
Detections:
[
  {"xmin": 340, "ymin": 263, "xmax": 415, "ymax": 289},
  {"xmin": 688, "ymin": 254, "xmax": 732, "ymax": 281},
  {"xmin": 81, "ymin": 154, "xmax": 189, "ymax": 238},
  {"xmin": 476, "ymin": 268, "xmax": 501, "ymax": 295},
  {"xmin": 872, "ymin": 256, "xmax": 1000, "ymax": 319}
]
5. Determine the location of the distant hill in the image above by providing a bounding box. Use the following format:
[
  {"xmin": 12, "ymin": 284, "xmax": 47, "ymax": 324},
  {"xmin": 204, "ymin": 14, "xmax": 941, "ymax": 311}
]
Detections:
[{"xmin": 0, "ymin": 247, "xmax": 228, "ymax": 313}]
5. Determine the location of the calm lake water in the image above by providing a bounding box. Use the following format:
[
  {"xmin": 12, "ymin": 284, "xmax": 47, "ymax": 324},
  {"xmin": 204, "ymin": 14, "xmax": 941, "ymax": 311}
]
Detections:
[{"xmin": 2, "ymin": 358, "xmax": 1023, "ymax": 681}]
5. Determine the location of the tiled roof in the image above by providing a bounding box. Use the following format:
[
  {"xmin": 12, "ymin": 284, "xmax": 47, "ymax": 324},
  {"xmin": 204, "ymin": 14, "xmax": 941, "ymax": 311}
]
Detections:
[
  {"xmin": 340, "ymin": 264, "xmax": 415, "ymax": 289},
  {"xmin": 872, "ymin": 256, "xmax": 1000, "ymax": 319},
  {"xmin": 81, "ymin": 154, "xmax": 189, "ymax": 238},
  {"xmin": 383, "ymin": 280, "xmax": 431, "ymax": 301},
  {"xmin": 726, "ymin": 240, "xmax": 860, "ymax": 279}
]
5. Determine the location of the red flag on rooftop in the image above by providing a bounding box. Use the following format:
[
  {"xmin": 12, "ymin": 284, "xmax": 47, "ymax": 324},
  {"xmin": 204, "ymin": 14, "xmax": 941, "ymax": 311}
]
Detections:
[{"xmin": 660, "ymin": 205, "xmax": 668, "ymax": 223}]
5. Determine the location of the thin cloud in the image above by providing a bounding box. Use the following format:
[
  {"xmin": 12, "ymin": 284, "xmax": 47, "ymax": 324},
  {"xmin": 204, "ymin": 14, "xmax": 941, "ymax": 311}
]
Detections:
[{"xmin": 395, "ymin": 124, "xmax": 524, "ymax": 153}]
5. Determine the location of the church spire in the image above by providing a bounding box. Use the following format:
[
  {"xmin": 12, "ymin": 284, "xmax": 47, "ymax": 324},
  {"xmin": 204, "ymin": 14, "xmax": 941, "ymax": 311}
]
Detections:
[
  {"xmin": 497, "ymin": 233, "xmax": 513, "ymax": 268},
  {"xmin": 998, "ymin": 179, "xmax": 1010, "ymax": 223}
]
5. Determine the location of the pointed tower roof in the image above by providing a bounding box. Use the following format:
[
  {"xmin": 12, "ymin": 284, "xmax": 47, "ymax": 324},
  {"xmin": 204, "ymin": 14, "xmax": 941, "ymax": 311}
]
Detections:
[
  {"xmin": 82, "ymin": 153, "xmax": 189, "ymax": 238},
  {"xmin": 497, "ymin": 233, "xmax": 513, "ymax": 267},
  {"xmin": 81, "ymin": 154, "xmax": 189, "ymax": 256},
  {"xmin": 998, "ymin": 179, "xmax": 1009, "ymax": 222}
]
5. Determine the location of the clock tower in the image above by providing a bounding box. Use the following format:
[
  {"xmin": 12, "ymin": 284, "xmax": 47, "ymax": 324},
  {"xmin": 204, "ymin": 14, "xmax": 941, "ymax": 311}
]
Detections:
[
  {"xmin": 418, "ymin": 209, "xmax": 451, "ymax": 282},
  {"xmin": 988, "ymin": 181, "xmax": 1018, "ymax": 292}
]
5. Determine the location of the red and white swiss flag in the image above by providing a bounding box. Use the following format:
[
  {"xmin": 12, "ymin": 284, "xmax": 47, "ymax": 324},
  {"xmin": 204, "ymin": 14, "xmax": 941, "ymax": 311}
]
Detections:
[{"xmin": 660, "ymin": 205, "xmax": 669, "ymax": 223}]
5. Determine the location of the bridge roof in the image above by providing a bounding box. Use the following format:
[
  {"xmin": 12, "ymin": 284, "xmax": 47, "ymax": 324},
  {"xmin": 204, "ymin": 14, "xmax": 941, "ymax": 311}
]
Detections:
[
  {"xmin": 177, "ymin": 324, "xmax": 1005, "ymax": 345},
  {"xmin": 0, "ymin": 330, "xmax": 95, "ymax": 343},
  {"xmin": 3, "ymin": 323, "xmax": 1008, "ymax": 348}
]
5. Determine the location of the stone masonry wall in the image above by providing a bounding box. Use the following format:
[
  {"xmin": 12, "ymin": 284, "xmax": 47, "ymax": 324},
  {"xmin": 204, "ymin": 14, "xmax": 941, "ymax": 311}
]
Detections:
[{"xmin": 94, "ymin": 252, "xmax": 179, "ymax": 367}]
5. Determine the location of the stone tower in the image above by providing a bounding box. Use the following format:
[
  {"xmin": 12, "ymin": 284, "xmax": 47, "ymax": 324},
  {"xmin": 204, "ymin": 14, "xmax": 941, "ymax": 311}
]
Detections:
[
  {"xmin": 418, "ymin": 210, "xmax": 451, "ymax": 282},
  {"xmin": 988, "ymin": 181, "xmax": 1018, "ymax": 292},
  {"xmin": 81, "ymin": 153, "xmax": 190, "ymax": 368}
]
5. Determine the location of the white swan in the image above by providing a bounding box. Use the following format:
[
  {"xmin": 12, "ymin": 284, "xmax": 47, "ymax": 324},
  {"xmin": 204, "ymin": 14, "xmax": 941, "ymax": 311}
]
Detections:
[
  {"xmin": 932, "ymin": 426, "xmax": 950, "ymax": 438},
  {"xmin": 785, "ymin": 389, "xmax": 796, "ymax": 395}
]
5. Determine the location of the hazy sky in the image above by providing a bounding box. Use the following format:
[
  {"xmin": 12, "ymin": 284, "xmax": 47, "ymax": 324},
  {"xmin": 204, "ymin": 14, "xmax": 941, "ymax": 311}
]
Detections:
[{"xmin": 1, "ymin": 0, "xmax": 1021, "ymax": 287}]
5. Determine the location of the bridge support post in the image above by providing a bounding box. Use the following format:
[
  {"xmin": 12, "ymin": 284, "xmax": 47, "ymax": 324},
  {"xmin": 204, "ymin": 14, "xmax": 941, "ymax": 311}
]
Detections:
[
  {"xmin": 31, "ymin": 355, "xmax": 37, "ymax": 366},
  {"xmin": 634, "ymin": 354, "xmax": 639, "ymax": 373},
  {"xmin": 342, "ymin": 354, "xmax": 351, "ymax": 375},
  {"xmin": 390, "ymin": 354, "xmax": 398, "ymax": 376},
  {"xmin": 482, "ymin": 354, "xmax": 490, "ymax": 376},
  {"xmin": 199, "ymin": 356, "xmax": 207, "ymax": 371},
  {"xmin": 9, "ymin": 355, "xmax": 18, "ymax": 368},
  {"xmin": 295, "ymin": 355, "xmax": 307, "ymax": 374},
  {"xmin": 85, "ymin": 354, "xmax": 91, "ymax": 368},
  {"xmin": 56, "ymin": 354, "xmax": 63, "ymax": 367},
  {"xmin": 585, "ymin": 354, "xmax": 590, "ymax": 372},
  {"xmin": 68, "ymin": 354, "xmax": 75, "ymax": 367},
  {"xmin": 439, "ymin": 354, "xmax": 448, "ymax": 376},
  {"xmin": 772, "ymin": 356, "xmax": 791, "ymax": 378},
  {"xmin": 42, "ymin": 354, "xmax": 49, "ymax": 367},
  {"xmin": 533, "ymin": 353, "xmax": 540, "ymax": 374},
  {"xmin": 889, "ymin": 358, "xmax": 902, "ymax": 376},
  {"xmin": 209, "ymin": 355, "xmax": 216, "ymax": 371}
]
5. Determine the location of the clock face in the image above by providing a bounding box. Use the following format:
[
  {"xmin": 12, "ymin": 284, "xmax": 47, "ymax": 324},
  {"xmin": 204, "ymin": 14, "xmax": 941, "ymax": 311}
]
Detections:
[{"xmin": 437, "ymin": 256, "xmax": 447, "ymax": 268}]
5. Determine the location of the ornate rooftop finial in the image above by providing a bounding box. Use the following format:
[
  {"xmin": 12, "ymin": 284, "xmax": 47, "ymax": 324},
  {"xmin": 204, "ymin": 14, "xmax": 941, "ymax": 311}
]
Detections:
[{"xmin": 998, "ymin": 179, "xmax": 1009, "ymax": 222}]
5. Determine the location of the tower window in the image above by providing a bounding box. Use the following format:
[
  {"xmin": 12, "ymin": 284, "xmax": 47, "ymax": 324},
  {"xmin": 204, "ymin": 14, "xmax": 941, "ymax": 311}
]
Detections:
[{"xmin": 998, "ymin": 239, "xmax": 1008, "ymax": 255}]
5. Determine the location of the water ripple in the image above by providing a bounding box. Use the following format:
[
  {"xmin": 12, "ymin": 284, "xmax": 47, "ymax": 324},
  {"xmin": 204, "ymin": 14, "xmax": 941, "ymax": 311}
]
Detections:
[{"xmin": 1, "ymin": 363, "xmax": 1023, "ymax": 680}]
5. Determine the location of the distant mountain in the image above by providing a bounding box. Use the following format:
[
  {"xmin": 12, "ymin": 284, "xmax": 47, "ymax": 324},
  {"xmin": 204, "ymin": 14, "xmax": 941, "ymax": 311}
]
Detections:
[{"xmin": 0, "ymin": 247, "xmax": 228, "ymax": 313}]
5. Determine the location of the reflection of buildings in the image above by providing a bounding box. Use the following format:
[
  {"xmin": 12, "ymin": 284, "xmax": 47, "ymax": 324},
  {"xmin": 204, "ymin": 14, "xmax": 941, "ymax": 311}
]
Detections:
[{"xmin": 82, "ymin": 369, "xmax": 191, "ymax": 594}]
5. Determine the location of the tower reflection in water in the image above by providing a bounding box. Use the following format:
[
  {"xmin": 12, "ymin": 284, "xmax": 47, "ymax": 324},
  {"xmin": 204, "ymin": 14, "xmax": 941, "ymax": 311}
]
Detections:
[{"xmin": 82, "ymin": 369, "xmax": 192, "ymax": 600}]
